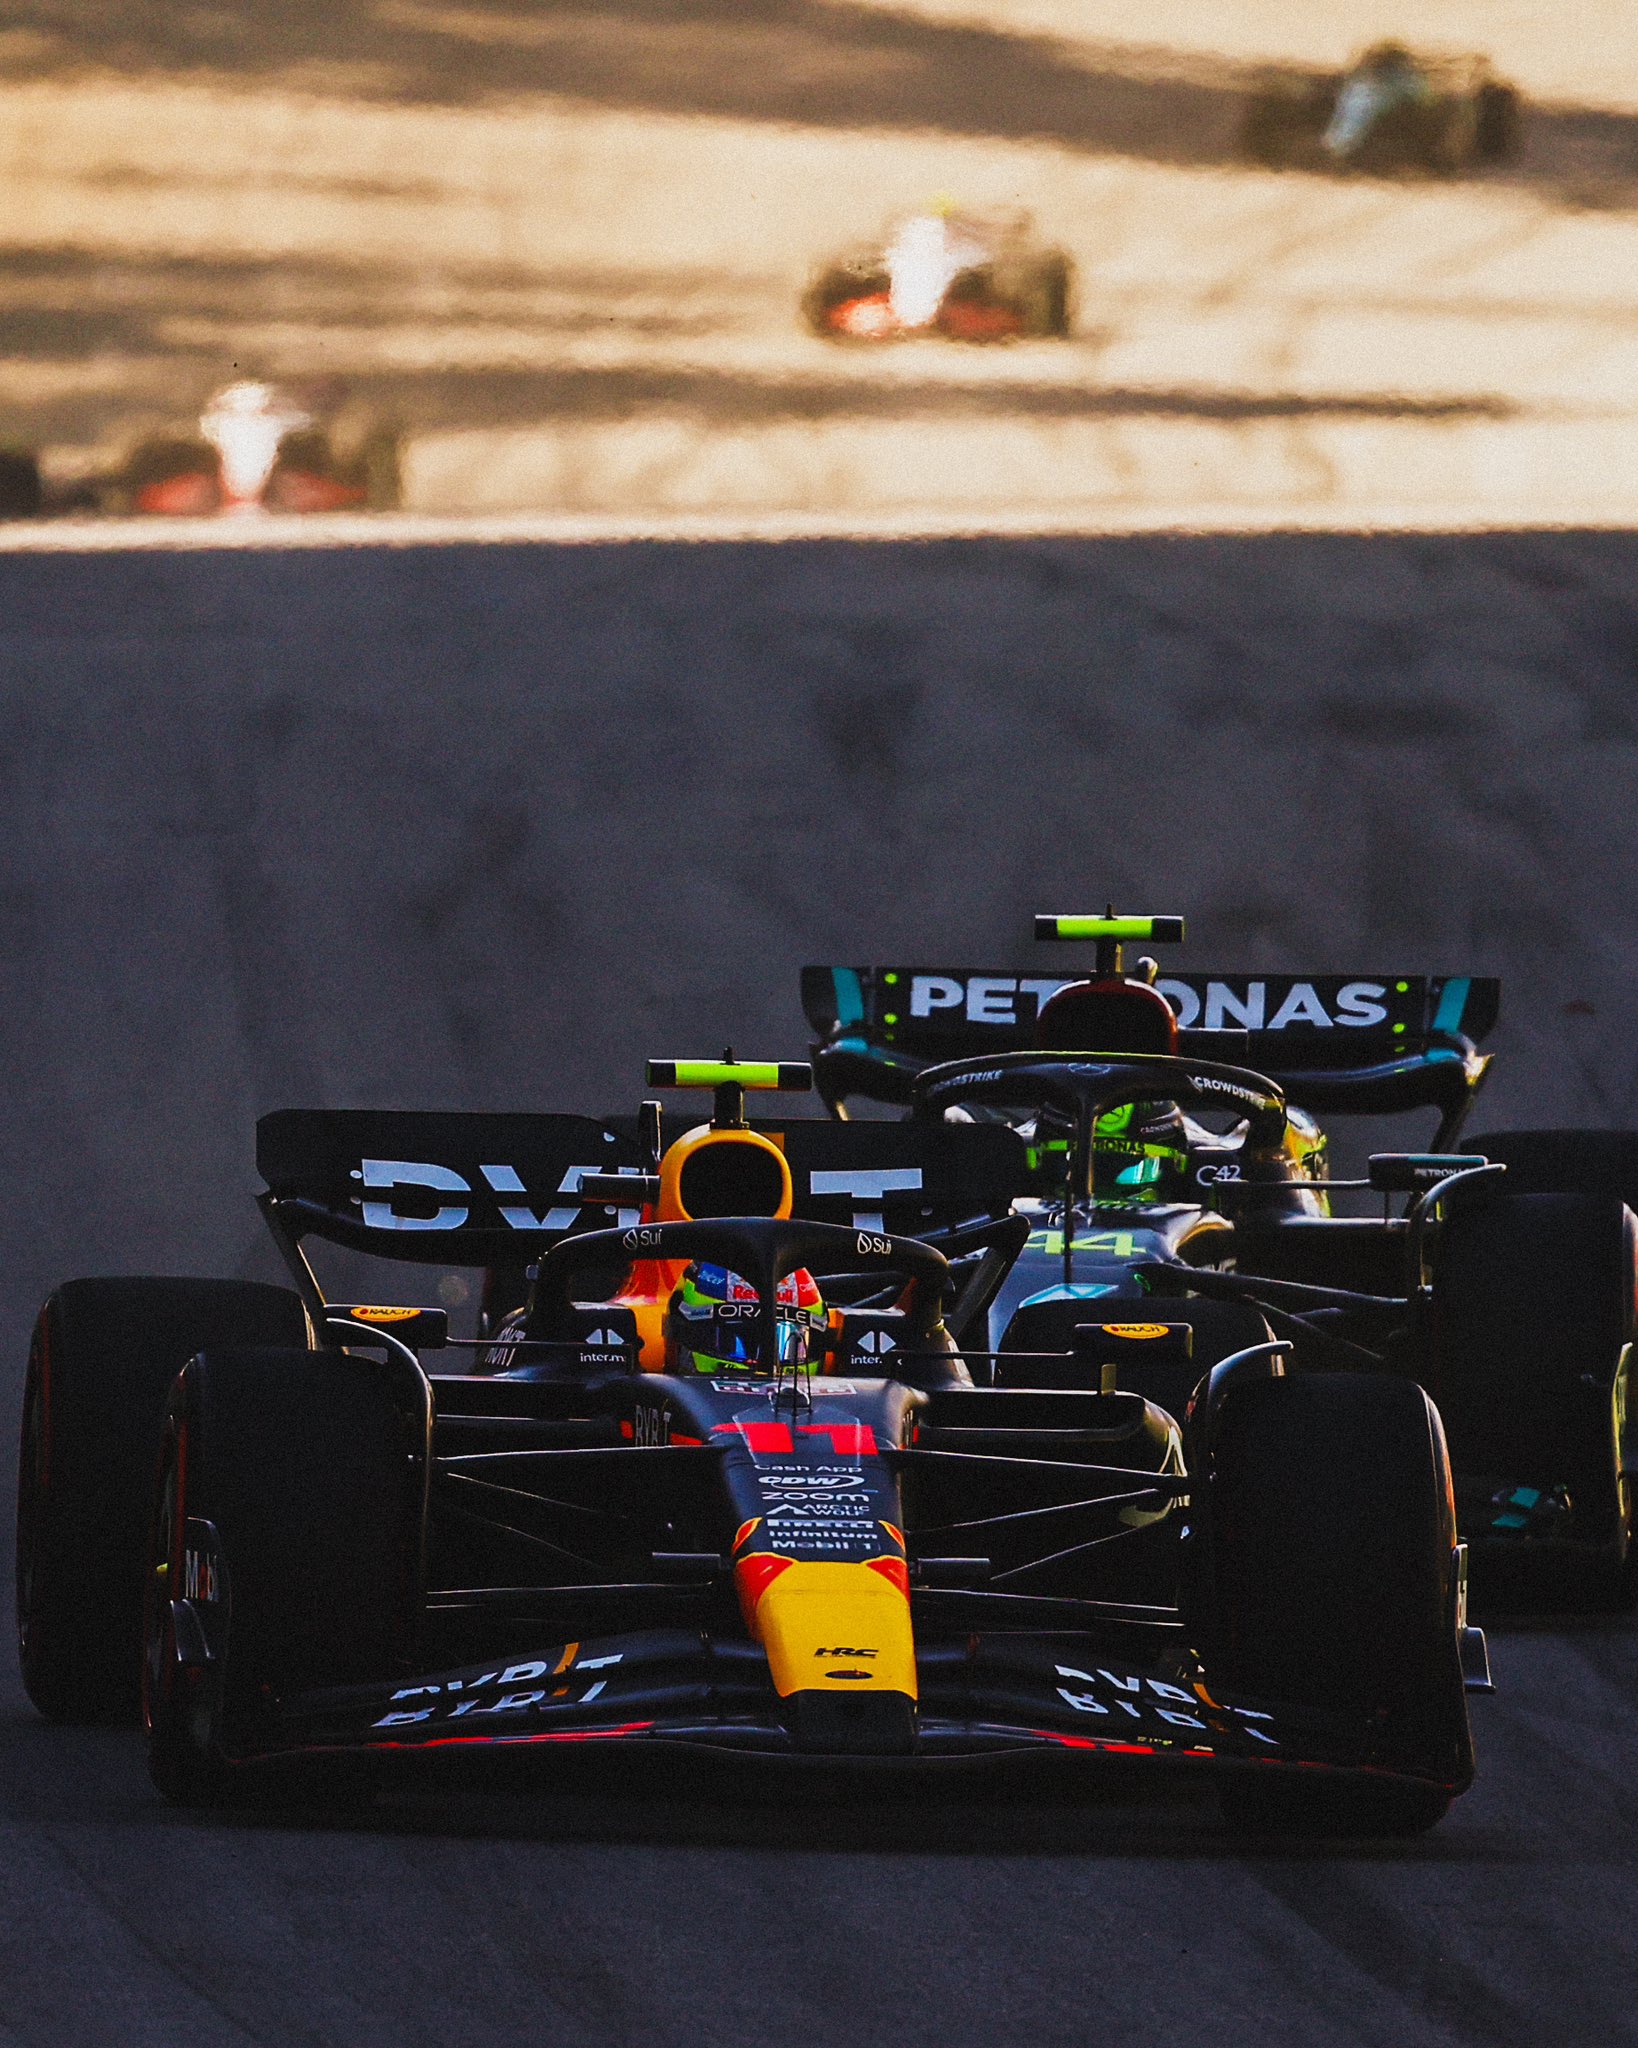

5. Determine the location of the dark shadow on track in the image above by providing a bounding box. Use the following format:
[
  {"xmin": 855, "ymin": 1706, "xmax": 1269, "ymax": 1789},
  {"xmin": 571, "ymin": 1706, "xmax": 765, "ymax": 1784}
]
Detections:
[
  {"xmin": 6, "ymin": 0, "xmax": 1638, "ymax": 208},
  {"xmin": 0, "ymin": 247, "xmax": 1526, "ymax": 451},
  {"xmin": 0, "ymin": 1706, "xmax": 1521, "ymax": 1865}
]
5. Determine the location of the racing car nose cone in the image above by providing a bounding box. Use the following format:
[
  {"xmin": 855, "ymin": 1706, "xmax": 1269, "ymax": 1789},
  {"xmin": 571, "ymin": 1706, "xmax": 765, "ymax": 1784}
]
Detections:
[{"xmin": 784, "ymin": 1689, "xmax": 916, "ymax": 1755}]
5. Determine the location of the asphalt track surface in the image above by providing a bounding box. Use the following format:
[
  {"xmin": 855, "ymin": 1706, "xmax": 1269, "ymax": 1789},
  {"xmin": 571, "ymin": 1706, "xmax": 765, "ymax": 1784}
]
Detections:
[
  {"xmin": 3, "ymin": 529, "xmax": 1637, "ymax": 2046},
  {"xmin": 0, "ymin": 1621, "xmax": 1634, "ymax": 2048}
]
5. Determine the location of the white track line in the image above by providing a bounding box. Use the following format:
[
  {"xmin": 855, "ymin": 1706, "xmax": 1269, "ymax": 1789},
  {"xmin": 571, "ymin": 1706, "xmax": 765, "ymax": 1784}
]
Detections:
[{"xmin": 1, "ymin": 503, "xmax": 1633, "ymax": 552}]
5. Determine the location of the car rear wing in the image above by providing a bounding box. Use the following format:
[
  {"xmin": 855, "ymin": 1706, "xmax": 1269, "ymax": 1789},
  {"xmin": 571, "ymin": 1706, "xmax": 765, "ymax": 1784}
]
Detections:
[
  {"xmin": 802, "ymin": 966, "xmax": 1498, "ymax": 1123},
  {"xmin": 257, "ymin": 1107, "xmax": 1033, "ymax": 1268},
  {"xmin": 257, "ymin": 1110, "xmax": 654, "ymax": 1266},
  {"xmin": 804, "ymin": 966, "xmax": 1496, "ymax": 1060}
]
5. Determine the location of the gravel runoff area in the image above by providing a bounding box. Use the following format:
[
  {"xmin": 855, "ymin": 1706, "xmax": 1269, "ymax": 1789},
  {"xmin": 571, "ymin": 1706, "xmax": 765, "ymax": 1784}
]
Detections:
[{"xmin": 7, "ymin": 0, "xmax": 1638, "ymax": 523}]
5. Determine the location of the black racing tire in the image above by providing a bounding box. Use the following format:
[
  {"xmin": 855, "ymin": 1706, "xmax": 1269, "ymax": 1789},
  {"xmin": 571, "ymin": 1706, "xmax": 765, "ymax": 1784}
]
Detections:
[
  {"xmin": 1430, "ymin": 1189, "xmax": 1636, "ymax": 1607},
  {"xmin": 802, "ymin": 265, "xmax": 890, "ymax": 338},
  {"xmin": 16, "ymin": 1278, "xmax": 308, "ymax": 1724},
  {"xmin": 1466, "ymin": 1129, "xmax": 1638, "ymax": 1210},
  {"xmin": 1424, "ymin": 99, "xmax": 1479, "ymax": 174},
  {"xmin": 144, "ymin": 1346, "xmax": 427, "ymax": 1806},
  {"xmin": 264, "ymin": 423, "xmax": 401, "ymax": 512},
  {"xmin": 1199, "ymin": 1373, "xmax": 1463, "ymax": 1837},
  {"xmin": 358, "ymin": 425, "xmax": 402, "ymax": 511},
  {"xmin": 0, "ymin": 448, "xmax": 43, "ymax": 519},
  {"xmin": 1016, "ymin": 254, "xmax": 1072, "ymax": 338},
  {"xmin": 120, "ymin": 436, "xmax": 219, "ymax": 489},
  {"xmin": 1475, "ymin": 81, "xmax": 1521, "ymax": 163}
]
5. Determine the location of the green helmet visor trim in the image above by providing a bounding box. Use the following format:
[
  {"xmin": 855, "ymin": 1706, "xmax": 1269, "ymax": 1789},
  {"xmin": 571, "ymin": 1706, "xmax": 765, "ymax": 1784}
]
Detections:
[
  {"xmin": 1026, "ymin": 1120, "xmax": 1184, "ymax": 1184},
  {"xmin": 675, "ymin": 1307, "xmax": 826, "ymax": 1372}
]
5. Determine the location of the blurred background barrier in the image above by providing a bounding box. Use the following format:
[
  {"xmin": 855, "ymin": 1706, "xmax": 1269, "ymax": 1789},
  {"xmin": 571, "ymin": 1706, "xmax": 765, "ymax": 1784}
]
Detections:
[{"xmin": 0, "ymin": 526, "xmax": 1633, "ymax": 1352}]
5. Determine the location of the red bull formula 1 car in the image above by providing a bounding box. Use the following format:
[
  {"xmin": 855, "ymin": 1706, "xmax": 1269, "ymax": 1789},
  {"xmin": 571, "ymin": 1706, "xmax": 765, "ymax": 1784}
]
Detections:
[
  {"xmin": 805, "ymin": 914, "xmax": 1638, "ymax": 1612},
  {"xmin": 18, "ymin": 1058, "xmax": 1480, "ymax": 1833}
]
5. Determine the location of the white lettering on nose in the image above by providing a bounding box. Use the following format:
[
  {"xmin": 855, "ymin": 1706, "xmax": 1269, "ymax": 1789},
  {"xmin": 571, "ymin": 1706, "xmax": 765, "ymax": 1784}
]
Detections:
[
  {"xmin": 810, "ymin": 1166, "xmax": 924, "ymax": 1233},
  {"xmin": 910, "ymin": 975, "xmax": 965, "ymax": 1016},
  {"xmin": 358, "ymin": 1159, "xmax": 470, "ymax": 1231},
  {"xmin": 966, "ymin": 977, "xmax": 1018, "ymax": 1024}
]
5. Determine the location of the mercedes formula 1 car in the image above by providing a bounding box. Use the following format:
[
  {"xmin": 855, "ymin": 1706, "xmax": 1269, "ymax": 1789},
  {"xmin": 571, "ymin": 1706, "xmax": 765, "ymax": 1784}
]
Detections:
[
  {"xmin": 805, "ymin": 915, "xmax": 1638, "ymax": 1612},
  {"xmin": 1240, "ymin": 44, "xmax": 1521, "ymax": 175},
  {"xmin": 18, "ymin": 1058, "xmax": 1480, "ymax": 1832},
  {"xmin": 804, "ymin": 210, "xmax": 1073, "ymax": 342}
]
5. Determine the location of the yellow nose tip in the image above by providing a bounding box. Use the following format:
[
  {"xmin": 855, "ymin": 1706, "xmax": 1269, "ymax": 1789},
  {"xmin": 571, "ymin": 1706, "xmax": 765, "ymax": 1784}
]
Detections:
[{"xmin": 737, "ymin": 1556, "xmax": 917, "ymax": 1700}]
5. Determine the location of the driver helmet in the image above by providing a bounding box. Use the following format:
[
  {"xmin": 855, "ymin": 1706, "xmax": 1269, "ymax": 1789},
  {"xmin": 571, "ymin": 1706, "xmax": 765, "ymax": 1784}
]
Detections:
[
  {"xmin": 200, "ymin": 380, "xmax": 311, "ymax": 503},
  {"xmin": 1029, "ymin": 1099, "xmax": 1191, "ymax": 1202},
  {"xmin": 1094, "ymin": 1101, "xmax": 1191, "ymax": 1198},
  {"xmin": 1361, "ymin": 40, "xmax": 1415, "ymax": 75},
  {"xmin": 666, "ymin": 1262, "xmax": 827, "ymax": 1375}
]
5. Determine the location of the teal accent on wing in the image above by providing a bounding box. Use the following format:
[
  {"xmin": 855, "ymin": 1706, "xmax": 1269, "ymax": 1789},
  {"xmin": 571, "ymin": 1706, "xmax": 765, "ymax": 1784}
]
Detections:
[
  {"xmin": 1019, "ymin": 1283, "xmax": 1120, "ymax": 1306},
  {"xmin": 832, "ymin": 968, "xmax": 866, "ymax": 1029},
  {"xmin": 835, "ymin": 1035, "xmax": 919, "ymax": 1071},
  {"xmin": 1433, "ymin": 977, "xmax": 1471, "ymax": 1033}
]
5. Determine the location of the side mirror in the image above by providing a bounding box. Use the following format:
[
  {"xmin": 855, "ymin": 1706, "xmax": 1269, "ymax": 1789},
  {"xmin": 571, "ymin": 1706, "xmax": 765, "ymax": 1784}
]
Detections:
[
  {"xmin": 1367, "ymin": 1153, "xmax": 1489, "ymax": 1193},
  {"xmin": 1074, "ymin": 1320, "xmax": 1193, "ymax": 1392},
  {"xmin": 327, "ymin": 1304, "xmax": 449, "ymax": 1349}
]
